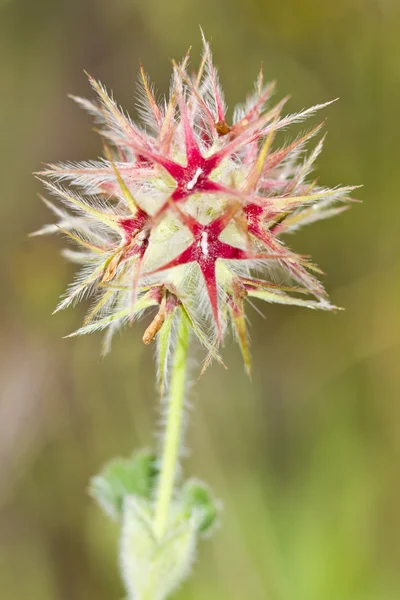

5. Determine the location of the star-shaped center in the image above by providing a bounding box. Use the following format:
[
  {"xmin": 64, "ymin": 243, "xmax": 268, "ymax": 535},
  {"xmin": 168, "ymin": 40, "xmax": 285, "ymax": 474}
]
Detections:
[{"xmin": 147, "ymin": 204, "xmax": 280, "ymax": 333}]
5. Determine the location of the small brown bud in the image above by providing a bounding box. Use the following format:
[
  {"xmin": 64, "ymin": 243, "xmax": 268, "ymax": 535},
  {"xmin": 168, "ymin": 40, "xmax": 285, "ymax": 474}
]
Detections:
[
  {"xmin": 215, "ymin": 120, "xmax": 231, "ymax": 136},
  {"xmin": 142, "ymin": 307, "xmax": 165, "ymax": 344}
]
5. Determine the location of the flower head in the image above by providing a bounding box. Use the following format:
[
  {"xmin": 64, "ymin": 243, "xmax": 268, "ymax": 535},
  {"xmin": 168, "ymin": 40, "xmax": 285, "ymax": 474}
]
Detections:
[{"xmin": 35, "ymin": 35, "xmax": 355, "ymax": 378}]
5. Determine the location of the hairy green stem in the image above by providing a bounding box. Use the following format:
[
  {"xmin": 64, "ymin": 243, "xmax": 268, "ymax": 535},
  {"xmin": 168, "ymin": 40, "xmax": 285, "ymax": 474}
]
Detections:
[{"xmin": 154, "ymin": 311, "xmax": 189, "ymax": 538}]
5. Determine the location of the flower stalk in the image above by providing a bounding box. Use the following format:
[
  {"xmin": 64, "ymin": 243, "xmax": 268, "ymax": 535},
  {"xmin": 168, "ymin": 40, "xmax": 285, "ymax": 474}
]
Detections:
[{"xmin": 154, "ymin": 310, "xmax": 190, "ymax": 538}]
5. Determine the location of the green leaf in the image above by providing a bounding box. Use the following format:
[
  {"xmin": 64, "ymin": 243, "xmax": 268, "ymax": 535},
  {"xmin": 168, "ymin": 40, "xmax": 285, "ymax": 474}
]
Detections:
[
  {"xmin": 182, "ymin": 479, "xmax": 220, "ymax": 536},
  {"xmin": 89, "ymin": 450, "xmax": 159, "ymax": 521}
]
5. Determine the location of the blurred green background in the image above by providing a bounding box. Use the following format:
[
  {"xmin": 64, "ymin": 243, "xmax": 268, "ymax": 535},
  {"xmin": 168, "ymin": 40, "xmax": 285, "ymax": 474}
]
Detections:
[{"xmin": 1, "ymin": 0, "xmax": 399, "ymax": 598}]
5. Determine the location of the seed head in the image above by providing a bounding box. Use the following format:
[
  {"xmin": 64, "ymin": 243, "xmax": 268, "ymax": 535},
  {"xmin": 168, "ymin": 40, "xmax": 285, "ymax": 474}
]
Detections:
[{"xmin": 35, "ymin": 35, "xmax": 356, "ymax": 378}]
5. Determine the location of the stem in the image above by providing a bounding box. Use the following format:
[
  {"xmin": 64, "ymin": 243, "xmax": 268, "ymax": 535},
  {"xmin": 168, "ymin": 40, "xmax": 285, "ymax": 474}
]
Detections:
[{"xmin": 154, "ymin": 311, "xmax": 189, "ymax": 538}]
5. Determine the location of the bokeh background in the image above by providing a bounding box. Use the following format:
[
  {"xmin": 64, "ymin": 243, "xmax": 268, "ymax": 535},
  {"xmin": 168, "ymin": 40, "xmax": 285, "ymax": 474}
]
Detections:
[{"xmin": 1, "ymin": 0, "xmax": 399, "ymax": 598}]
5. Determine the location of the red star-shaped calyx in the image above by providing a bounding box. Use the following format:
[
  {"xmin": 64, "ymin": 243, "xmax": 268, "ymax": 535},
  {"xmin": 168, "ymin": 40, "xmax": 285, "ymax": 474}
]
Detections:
[
  {"xmin": 124, "ymin": 69, "xmax": 277, "ymax": 218},
  {"xmin": 147, "ymin": 204, "xmax": 281, "ymax": 334},
  {"xmin": 101, "ymin": 147, "xmax": 153, "ymax": 301}
]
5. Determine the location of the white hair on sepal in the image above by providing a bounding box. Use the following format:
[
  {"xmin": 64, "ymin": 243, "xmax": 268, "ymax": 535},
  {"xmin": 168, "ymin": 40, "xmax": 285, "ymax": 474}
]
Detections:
[
  {"xmin": 60, "ymin": 278, "xmax": 102, "ymax": 314},
  {"xmin": 69, "ymin": 313, "xmax": 131, "ymax": 339},
  {"xmin": 58, "ymin": 221, "xmax": 113, "ymax": 249},
  {"xmin": 42, "ymin": 159, "xmax": 109, "ymax": 183},
  {"xmin": 84, "ymin": 282, "xmax": 120, "ymax": 324},
  {"xmin": 246, "ymin": 256, "xmax": 285, "ymax": 284},
  {"xmin": 223, "ymin": 259, "xmax": 252, "ymax": 279},
  {"xmin": 184, "ymin": 294, "xmax": 213, "ymax": 346},
  {"xmin": 290, "ymin": 135, "xmax": 326, "ymax": 192},
  {"xmin": 70, "ymin": 91, "xmax": 144, "ymax": 153},
  {"xmin": 86, "ymin": 75, "xmax": 143, "ymax": 140},
  {"xmin": 276, "ymin": 128, "xmax": 322, "ymax": 174},
  {"xmin": 201, "ymin": 72, "xmax": 226, "ymax": 125},
  {"xmin": 68, "ymin": 283, "xmax": 158, "ymax": 339},
  {"xmin": 37, "ymin": 194, "xmax": 73, "ymax": 219},
  {"xmin": 101, "ymin": 318, "xmax": 122, "ymax": 356},
  {"xmin": 281, "ymin": 202, "xmax": 350, "ymax": 235},
  {"xmin": 187, "ymin": 266, "xmax": 211, "ymax": 317},
  {"xmin": 40, "ymin": 187, "xmax": 114, "ymax": 242},
  {"xmin": 232, "ymin": 103, "xmax": 246, "ymax": 126},
  {"xmin": 53, "ymin": 258, "xmax": 106, "ymax": 313},
  {"xmin": 31, "ymin": 222, "xmax": 63, "ymax": 237},
  {"xmin": 196, "ymin": 44, "xmax": 226, "ymax": 122},
  {"xmin": 31, "ymin": 197, "xmax": 110, "ymax": 245},
  {"xmin": 33, "ymin": 216, "xmax": 107, "ymax": 245},
  {"xmin": 41, "ymin": 180, "xmax": 124, "ymax": 224},
  {"xmin": 180, "ymin": 261, "xmax": 200, "ymax": 291},
  {"xmin": 61, "ymin": 249, "xmax": 96, "ymax": 264},
  {"xmin": 266, "ymin": 99, "xmax": 338, "ymax": 135},
  {"xmin": 185, "ymin": 89, "xmax": 208, "ymax": 139},
  {"xmin": 68, "ymin": 94, "xmax": 104, "ymax": 120},
  {"xmin": 185, "ymin": 302, "xmax": 212, "ymax": 348},
  {"xmin": 232, "ymin": 79, "xmax": 275, "ymax": 126},
  {"xmin": 135, "ymin": 70, "xmax": 163, "ymax": 134},
  {"xmin": 176, "ymin": 267, "xmax": 212, "ymax": 339}
]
